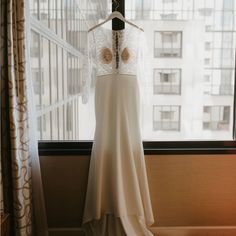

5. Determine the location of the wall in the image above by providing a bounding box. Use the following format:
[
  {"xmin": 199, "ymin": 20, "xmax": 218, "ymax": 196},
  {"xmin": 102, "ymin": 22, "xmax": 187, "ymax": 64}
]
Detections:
[{"xmin": 40, "ymin": 154, "xmax": 236, "ymax": 235}]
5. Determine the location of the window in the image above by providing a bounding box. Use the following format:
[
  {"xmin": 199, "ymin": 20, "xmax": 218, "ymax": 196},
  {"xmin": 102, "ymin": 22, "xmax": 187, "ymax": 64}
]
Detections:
[
  {"xmin": 160, "ymin": 13, "xmax": 177, "ymax": 20},
  {"xmin": 222, "ymin": 49, "xmax": 233, "ymax": 67},
  {"xmin": 153, "ymin": 106, "xmax": 181, "ymax": 131},
  {"xmin": 198, "ymin": 8, "xmax": 213, "ymax": 17},
  {"xmin": 30, "ymin": 0, "xmax": 235, "ymax": 146},
  {"xmin": 220, "ymin": 70, "xmax": 233, "ymax": 95},
  {"xmin": 223, "ymin": 12, "xmax": 233, "ymax": 30},
  {"xmin": 67, "ymin": 54, "xmax": 82, "ymax": 95},
  {"xmin": 154, "ymin": 31, "xmax": 182, "ymax": 58},
  {"xmin": 203, "ymin": 106, "xmax": 230, "ymax": 131},
  {"xmin": 224, "ymin": 0, "xmax": 234, "ymax": 10},
  {"xmin": 162, "ymin": 0, "xmax": 177, "ymax": 3},
  {"xmin": 66, "ymin": 103, "xmax": 73, "ymax": 132},
  {"xmin": 222, "ymin": 33, "xmax": 233, "ymax": 48},
  {"xmin": 153, "ymin": 69, "xmax": 181, "ymax": 94},
  {"xmin": 30, "ymin": 31, "xmax": 40, "ymax": 57},
  {"xmin": 205, "ymin": 25, "xmax": 212, "ymax": 31},
  {"xmin": 204, "ymin": 75, "xmax": 210, "ymax": 82},
  {"xmin": 204, "ymin": 69, "xmax": 234, "ymax": 96},
  {"xmin": 78, "ymin": 31, "xmax": 88, "ymax": 53},
  {"xmin": 32, "ymin": 69, "xmax": 44, "ymax": 95},
  {"xmin": 205, "ymin": 42, "xmax": 211, "ymax": 50},
  {"xmin": 29, "ymin": 0, "xmax": 94, "ymax": 140},
  {"xmin": 204, "ymin": 58, "xmax": 210, "ymax": 65}
]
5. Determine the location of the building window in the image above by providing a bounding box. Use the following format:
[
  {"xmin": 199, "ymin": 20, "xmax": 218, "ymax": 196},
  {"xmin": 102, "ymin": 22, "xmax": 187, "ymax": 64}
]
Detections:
[
  {"xmin": 224, "ymin": 0, "xmax": 234, "ymax": 10},
  {"xmin": 205, "ymin": 25, "xmax": 212, "ymax": 31},
  {"xmin": 222, "ymin": 49, "xmax": 233, "ymax": 67},
  {"xmin": 205, "ymin": 42, "xmax": 211, "ymax": 50},
  {"xmin": 204, "ymin": 58, "xmax": 210, "ymax": 65},
  {"xmin": 198, "ymin": 8, "xmax": 213, "ymax": 17},
  {"xmin": 160, "ymin": 13, "xmax": 177, "ymax": 20},
  {"xmin": 222, "ymin": 32, "xmax": 233, "ymax": 48},
  {"xmin": 219, "ymin": 70, "xmax": 233, "ymax": 95},
  {"xmin": 67, "ymin": 54, "xmax": 82, "ymax": 95},
  {"xmin": 153, "ymin": 69, "xmax": 181, "ymax": 94},
  {"xmin": 32, "ymin": 69, "xmax": 44, "ymax": 95},
  {"xmin": 204, "ymin": 75, "xmax": 211, "ymax": 82},
  {"xmin": 66, "ymin": 103, "xmax": 73, "ymax": 132},
  {"xmin": 204, "ymin": 69, "xmax": 234, "ymax": 96},
  {"xmin": 203, "ymin": 106, "xmax": 230, "ymax": 131},
  {"xmin": 78, "ymin": 31, "xmax": 88, "ymax": 53},
  {"xmin": 154, "ymin": 31, "xmax": 182, "ymax": 58},
  {"xmin": 162, "ymin": 0, "xmax": 177, "ymax": 3},
  {"xmin": 153, "ymin": 105, "xmax": 181, "ymax": 131},
  {"xmin": 30, "ymin": 30, "xmax": 40, "ymax": 57}
]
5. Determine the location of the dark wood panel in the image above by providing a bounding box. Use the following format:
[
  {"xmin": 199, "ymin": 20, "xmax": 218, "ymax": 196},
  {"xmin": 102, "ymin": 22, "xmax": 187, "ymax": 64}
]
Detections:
[{"xmin": 40, "ymin": 156, "xmax": 90, "ymax": 227}]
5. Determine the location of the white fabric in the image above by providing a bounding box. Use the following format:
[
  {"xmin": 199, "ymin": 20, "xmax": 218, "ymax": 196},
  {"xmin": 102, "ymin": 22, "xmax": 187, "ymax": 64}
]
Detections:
[
  {"xmin": 82, "ymin": 26, "xmax": 154, "ymax": 235},
  {"xmin": 26, "ymin": 2, "xmax": 49, "ymax": 235},
  {"xmin": 82, "ymin": 26, "xmax": 151, "ymax": 105}
]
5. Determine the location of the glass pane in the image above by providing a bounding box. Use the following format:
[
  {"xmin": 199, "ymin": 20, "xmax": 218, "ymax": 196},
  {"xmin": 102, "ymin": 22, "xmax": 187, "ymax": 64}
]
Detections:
[
  {"xmin": 37, "ymin": 117, "xmax": 42, "ymax": 139},
  {"xmin": 40, "ymin": 0, "xmax": 49, "ymax": 26},
  {"xmin": 50, "ymin": 42, "xmax": 58, "ymax": 103},
  {"xmin": 42, "ymin": 113, "xmax": 51, "ymax": 140},
  {"xmin": 57, "ymin": 0, "xmax": 62, "ymax": 37},
  {"xmin": 58, "ymin": 47, "xmax": 63, "ymax": 100},
  {"xmin": 62, "ymin": 0, "xmax": 67, "ymax": 39},
  {"xmin": 154, "ymin": 69, "xmax": 181, "ymax": 94},
  {"xmin": 66, "ymin": 102, "xmax": 73, "ymax": 140},
  {"xmin": 129, "ymin": 0, "xmax": 235, "ymax": 141},
  {"xmin": 63, "ymin": 49, "xmax": 68, "ymax": 99},
  {"xmin": 66, "ymin": 0, "xmax": 72, "ymax": 43},
  {"xmin": 51, "ymin": 109, "xmax": 58, "ymax": 139},
  {"xmin": 58, "ymin": 106, "xmax": 64, "ymax": 140},
  {"xmin": 49, "ymin": 0, "xmax": 57, "ymax": 32},
  {"xmin": 30, "ymin": 0, "xmax": 235, "ymax": 141},
  {"xmin": 154, "ymin": 31, "xmax": 182, "ymax": 58},
  {"xmin": 30, "ymin": 30, "xmax": 41, "ymax": 109},
  {"xmin": 30, "ymin": 0, "xmax": 39, "ymax": 19},
  {"xmin": 67, "ymin": 53, "xmax": 72, "ymax": 96},
  {"xmin": 41, "ymin": 37, "xmax": 50, "ymax": 107}
]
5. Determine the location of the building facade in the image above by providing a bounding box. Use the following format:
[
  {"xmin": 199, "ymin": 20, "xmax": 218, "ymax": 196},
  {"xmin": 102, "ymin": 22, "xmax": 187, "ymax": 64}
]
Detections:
[{"xmin": 30, "ymin": 0, "xmax": 236, "ymax": 141}]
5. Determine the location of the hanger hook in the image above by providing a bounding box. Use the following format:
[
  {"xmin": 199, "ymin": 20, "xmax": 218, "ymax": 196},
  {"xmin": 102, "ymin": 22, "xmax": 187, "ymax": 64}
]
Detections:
[{"xmin": 113, "ymin": 0, "xmax": 119, "ymax": 11}]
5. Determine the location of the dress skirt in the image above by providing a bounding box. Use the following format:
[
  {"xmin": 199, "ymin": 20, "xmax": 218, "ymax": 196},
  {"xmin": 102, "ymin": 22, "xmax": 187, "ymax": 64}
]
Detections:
[{"xmin": 83, "ymin": 74, "xmax": 154, "ymax": 236}]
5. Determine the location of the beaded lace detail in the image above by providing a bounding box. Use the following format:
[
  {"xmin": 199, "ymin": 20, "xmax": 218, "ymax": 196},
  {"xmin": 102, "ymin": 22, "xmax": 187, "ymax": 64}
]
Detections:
[{"xmin": 82, "ymin": 26, "xmax": 150, "ymax": 104}]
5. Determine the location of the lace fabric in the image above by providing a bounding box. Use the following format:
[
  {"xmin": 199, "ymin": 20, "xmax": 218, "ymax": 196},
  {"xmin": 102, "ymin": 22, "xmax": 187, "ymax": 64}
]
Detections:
[{"xmin": 82, "ymin": 25, "xmax": 151, "ymax": 104}]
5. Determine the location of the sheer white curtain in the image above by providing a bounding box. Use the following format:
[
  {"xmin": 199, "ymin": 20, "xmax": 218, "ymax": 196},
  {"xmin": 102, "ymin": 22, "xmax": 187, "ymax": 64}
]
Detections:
[{"xmin": 25, "ymin": 1, "xmax": 49, "ymax": 235}]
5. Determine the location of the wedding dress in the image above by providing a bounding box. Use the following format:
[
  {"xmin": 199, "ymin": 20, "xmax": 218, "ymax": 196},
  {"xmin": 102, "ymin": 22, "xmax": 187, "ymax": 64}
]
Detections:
[{"xmin": 82, "ymin": 25, "xmax": 154, "ymax": 236}]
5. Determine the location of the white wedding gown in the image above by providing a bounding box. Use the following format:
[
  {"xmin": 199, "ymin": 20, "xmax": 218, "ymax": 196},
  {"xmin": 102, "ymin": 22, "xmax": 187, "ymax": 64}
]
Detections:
[{"xmin": 82, "ymin": 25, "xmax": 154, "ymax": 236}]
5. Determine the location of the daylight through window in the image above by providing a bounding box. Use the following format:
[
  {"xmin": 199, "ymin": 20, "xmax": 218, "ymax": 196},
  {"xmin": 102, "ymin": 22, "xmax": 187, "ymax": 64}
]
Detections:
[{"xmin": 30, "ymin": 0, "xmax": 236, "ymax": 141}]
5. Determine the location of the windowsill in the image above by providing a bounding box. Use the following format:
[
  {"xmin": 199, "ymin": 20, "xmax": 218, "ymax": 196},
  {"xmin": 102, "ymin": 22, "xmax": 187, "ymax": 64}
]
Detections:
[{"xmin": 38, "ymin": 140, "xmax": 236, "ymax": 156}]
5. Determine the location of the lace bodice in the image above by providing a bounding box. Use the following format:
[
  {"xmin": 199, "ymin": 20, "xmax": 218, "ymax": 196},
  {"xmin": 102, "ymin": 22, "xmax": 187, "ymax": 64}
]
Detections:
[{"xmin": 82, "ymin": 25, "xmax": 151, "ymax": 104}]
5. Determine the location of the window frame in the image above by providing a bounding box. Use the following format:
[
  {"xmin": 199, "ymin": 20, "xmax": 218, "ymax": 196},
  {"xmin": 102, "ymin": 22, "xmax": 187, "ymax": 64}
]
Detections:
[
  {"xmin": 153, "ymin": 105, "xmax": 181, "ymax": 131},
  {"xmin": 154, "ymin": 31, "xmax": 183, "ymax": 58},
  {"xmin": 203, "ymin": 105, "xmax": 231, "ymax": 131},
  {"xmin": 153, "ymin": 68, "xmax": 181, "ymax": 95},
  {"xmin": 38, "ymin": 140, "xmax": 236, "ymax": 156},
  {"xmin": 31, "ymin": 0, "xmax": 236, "ymax": 156}
]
